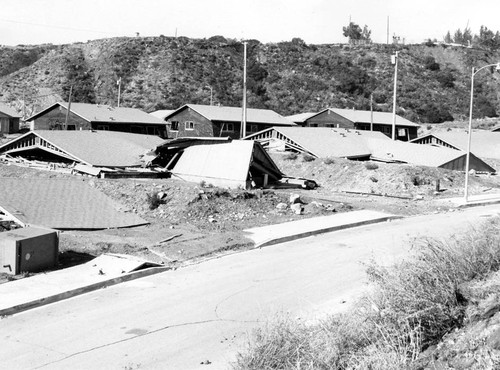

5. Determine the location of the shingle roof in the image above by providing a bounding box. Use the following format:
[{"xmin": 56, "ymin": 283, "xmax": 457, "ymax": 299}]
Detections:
[
  {"xmin": 27, "ymin": 102, "xmax": 165, "ymax": 125},
  {"xmin": 0, "ymin": 178, "xmax": 147, "ymax": 229},
  {"xmin": 365, "ymin": 138, "xmax": 469, "ymax": 167},
  {"xmin": 167, "ymin": 104, "xmax": 295, "ymax": 126},
  {"xmin": 323, "ymin": 108, "xmax": 420, "ymax": 127},
  {"xmin": 149, "ymin": 109, "xmax": 175, "ymax": 120},
  {"xmin": 0, "ymin": 130, "xmax": 164, "ymax": 167},
  {"xmin": 0, "ymin": 103, "xmax": 21, "ymax": 118},
  {"xmin": 269, "ymin": 127, "xmax": 388, "ymax": 158},
  {"xmin": 285, "ymin": 112, "xmax": 317, "ymax": 123},
  {"xmin": 412, "ymin": 131, "xmax": 500, "ymax": 159}
]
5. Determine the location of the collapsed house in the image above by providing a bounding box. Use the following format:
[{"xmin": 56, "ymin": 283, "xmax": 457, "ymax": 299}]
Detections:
[
  {"xmin": 155, "ymin": 137, "xmax": 284, "ymax": 189},
  {"xmin": 411, "ymin": 131, "xmax": 500, "ymax": 160},
  {"xmin": 244, "ymin": 127, "xmax": 496, "ymax": 173},
  {"xmin": 0, "ymin": 130, "xmax": 164, "ymax": 177}
]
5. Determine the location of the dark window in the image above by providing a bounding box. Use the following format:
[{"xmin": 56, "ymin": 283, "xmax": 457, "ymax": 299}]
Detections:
[{"xmin": 170, "ymin": 121, "xmax": 179, "ymax": 131}]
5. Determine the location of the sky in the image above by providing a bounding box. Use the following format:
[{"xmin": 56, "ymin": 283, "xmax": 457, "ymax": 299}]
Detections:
[{"xmin": 1, "ymin": 0, "xmax": 499, "ymax": 46}]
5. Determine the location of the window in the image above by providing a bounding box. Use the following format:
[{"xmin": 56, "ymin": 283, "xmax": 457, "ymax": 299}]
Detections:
[
  {"xmin": 185, "ymin": 121, "xmax": 194, "ymax": 130},
  {"xmin": 170, "ymin": 121, "xmax": 179, "ymax": 131},
  {"xmin": 221, "ymin": 123, "xmax": 234, "ymax": 132},
  {"xmin": 246, "ymin": 124, "xmax": 259, "ymax": 133}
]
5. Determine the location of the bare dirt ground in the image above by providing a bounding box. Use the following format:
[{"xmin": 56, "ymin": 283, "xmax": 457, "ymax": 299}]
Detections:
[{"xmin": 0, "ymin": 153, "xmax": 499, "ymax": 282}]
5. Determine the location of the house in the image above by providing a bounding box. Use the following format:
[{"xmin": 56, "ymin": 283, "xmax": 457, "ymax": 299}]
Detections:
[
  {"xmin": 411, "ymin": 131, "xmax": 500, "ymax": 160},
  {"xmin": 0, "ymin": 103, "xmax": 21, "ymax": 135},
  {"xmin": 244, "ymin": 126, "xmax": 495, "ymax": 172},
  {"xmin": 168, "ymin": 140, "xmax": 283, "ymax": 189},
  {"xmin": 27, "ymin": 102, "xmax": 167, "ymax": 137},
  {"xmin": 0, "ymin": 130, "xmax": 163, "ymax": 168},
  {"xmin": 244, "ymin": 126, "xmax": 389, "ymax": 159},
  {"xmin": 163, "ymin": 104, "xmax": 295, "ymax": 139},
  {"xmin": 300, "ymin": 108, "xmax": 420, "ymax": 141},
  {"xmin": 285, "ymin": 112, "xmax": 317, "ymax": 125}
]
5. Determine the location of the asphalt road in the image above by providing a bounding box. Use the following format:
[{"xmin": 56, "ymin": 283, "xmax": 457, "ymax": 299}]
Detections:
[{"xmin": 1, "ymin": 205, "xmax": 500, "ymax": 370}]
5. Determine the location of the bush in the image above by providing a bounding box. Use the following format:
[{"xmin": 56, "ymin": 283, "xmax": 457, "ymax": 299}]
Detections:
[
  {"xmin": 365, "ymin": 162, "xmax": 379, "ymax": 170},
  {"xmin": 283, "ymin": 152, "xmax": 298, "ymax": 160},
  {"xmin": 146, "ymin": 191, "xmax": 165, "ymax": 210},
  {"xmin": 302, "ymin": 153, "xmax": 316, "ymax": 162},
  {"xmin": 234, "ymin": 217, "xmax": 500, "ymax": 369},
  {"xmin": 323, "ymin": 157, "xmax": 335, "ymax": 165}
]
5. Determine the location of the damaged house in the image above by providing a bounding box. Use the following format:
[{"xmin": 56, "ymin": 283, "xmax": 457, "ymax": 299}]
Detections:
[
  {"xmin": 155, "ymin": 137, "xmax": 283, "ymax": 189},
  {"xmin": 0, "ymin": 103, "xmax": 21, "ymax": 135}
]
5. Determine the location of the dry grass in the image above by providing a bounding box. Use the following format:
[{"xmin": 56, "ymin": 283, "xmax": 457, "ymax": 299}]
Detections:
[{"xmin": 234, "ymin": 217, "xmax": 500, "ymax": 370}]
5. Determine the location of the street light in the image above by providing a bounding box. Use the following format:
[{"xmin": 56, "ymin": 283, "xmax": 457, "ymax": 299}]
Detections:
[
  {"xmin": 204, "ymin": 85, "xmax": 213, "ymax": 106},
  {"xmin": 463, "ymin": 62, "xmax": 500, "ymax": 203}
]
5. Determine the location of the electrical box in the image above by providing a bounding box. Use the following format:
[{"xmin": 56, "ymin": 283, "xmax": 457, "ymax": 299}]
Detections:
[{"xmin": 0, "ymin": 227, "xmax": 59, "ymax": 275}]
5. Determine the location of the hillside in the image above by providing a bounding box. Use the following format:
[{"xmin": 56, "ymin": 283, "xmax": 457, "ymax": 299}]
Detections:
[{"xmin": 1, "ymin": 36, "xmax": 500, "ymax": 124}]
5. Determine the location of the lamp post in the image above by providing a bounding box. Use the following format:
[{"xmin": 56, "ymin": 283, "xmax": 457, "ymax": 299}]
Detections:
[
  {"xmin": 464, "ymin": 62, "xmax": 500, "ymax": 203},
  {"xmin": 241, "ymin": 41, "xmax": 248, "ymax": 139},
  {"xmin": 391, "ymin": 51, "xmax": 399, "ymax": 140},
  {"xmin": 204, "ymin": 85, "xmax": 213, "ymax": 106}
]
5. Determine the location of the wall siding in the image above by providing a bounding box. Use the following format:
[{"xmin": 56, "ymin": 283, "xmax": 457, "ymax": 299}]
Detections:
[
  {"xmin": 32, "ymin": 106, "xmax": 90, "ymax": 130},
  {"xmin": 305, "ymin": 111, "xmax": 354, "ymax": 128}
]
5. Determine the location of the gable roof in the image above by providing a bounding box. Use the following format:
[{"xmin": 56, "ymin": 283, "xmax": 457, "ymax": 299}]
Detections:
[
  {"xmin": 245, "ymin": 126, "xmax": 389, "ymax": 159},
  {"xmin": 0, "ymin": 130, "xmax": 163, "ymax": 167},
  {"xmin": 311, "ymin": 108, "xmax": 420, "ymax": 127},
  {"xmin": 0, "ymin": 178, "xmax": 147, "ymax": 229},
  {"xmin": 411, "ymin": 131, "xmax": 500, "ymax": 159},
  {"xmin": 166, "ymin": 104, "xmax": 295, "ymax": 126},
  {"xmin": 27, "ymin": 102, "xmax": 165, "ymax": 125},
  {"xmin": 0, "ymin": 103, "xmax": 21, "ymax": 118}
]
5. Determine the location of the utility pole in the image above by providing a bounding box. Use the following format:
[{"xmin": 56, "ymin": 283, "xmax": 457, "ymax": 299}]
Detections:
[
  {"xmin": 64, "ymin": 85, "xmax": 73, "ymax": 130},
  {"xmin": 117, "ymin": 77, "xmax": 122, "ymax": 107},
  {"xmin": 241, "ymin": 41, "xmax": 247, "ymax": 139},
  {"xmin": 391, "ymin": 51, "xmax": 399, "ymax": 140},
  {"xmin": 370, "ymin": 93, "xmax": 374, "ymax": 131},
  {"xmin": 387, "ymin": 16, "xmax": 390, "ymax": 44}
]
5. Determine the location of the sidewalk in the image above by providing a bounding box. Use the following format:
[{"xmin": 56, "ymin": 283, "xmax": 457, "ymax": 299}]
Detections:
[
  {"xmin": 437, "ymin": 192, "xmax": 500, "ymax": 208},
  {"xmin": 0, "ymin": 210, "xmax": 402, "ymax": 317},
  {"xmin": 244, "ymin": 210, "xmax": 402, "ymax": 248},
  {"xmin": 0, "ymin": 254, "xmax": 168, "ymax": 317}
]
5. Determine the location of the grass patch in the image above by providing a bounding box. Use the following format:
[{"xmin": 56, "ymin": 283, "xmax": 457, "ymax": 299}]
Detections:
[
  {"xmin": 234, "ymin": 217, "xmax": 500, "ymax": 369},
  {"xmin": 283, "ymin": 152, "xmax": 298, "ymax": 161},
  {"xmin": 365, "ymin": 162, "xmax": 379, "ymax": 170},
  {"xmin": 302, "ymin": 153, "xmax": 316, "ymax": 162}
]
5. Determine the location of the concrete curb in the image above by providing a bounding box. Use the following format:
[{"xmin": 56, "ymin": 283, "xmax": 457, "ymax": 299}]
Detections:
[
  {"xmin": 254, "ymin": 215, "xmax": 403, "ymax": 249},
  {"xmin": 456, "ymin": 199, "xmax": 500, "ymax": 209},
  {"xmin": 0, "ymin": 266, "xmax": 170, "ymax": 317}
]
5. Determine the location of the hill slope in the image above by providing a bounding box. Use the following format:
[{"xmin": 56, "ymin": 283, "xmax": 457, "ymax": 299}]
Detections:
[{"xmin": 1, "ymin": 36, "xmax": 500, "ymax": 124}]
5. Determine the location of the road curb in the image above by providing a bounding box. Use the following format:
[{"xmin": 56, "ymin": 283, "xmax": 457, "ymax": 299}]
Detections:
[
  {"xmin": 254, "ymin": 215, "xmax": 403, "ymax": 249},
  {"xmin": 456, "ymin": 199, "xmax": 500, "ymax": 209},
  {"xmin": 0, "ymin": 266, "xmax": 170, "ymax": 317}
]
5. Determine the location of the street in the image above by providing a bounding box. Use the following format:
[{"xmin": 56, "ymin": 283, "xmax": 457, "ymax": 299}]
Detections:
[{"xmin": 1, "ymin": 205, "xmax": 499, "ymax": 370}]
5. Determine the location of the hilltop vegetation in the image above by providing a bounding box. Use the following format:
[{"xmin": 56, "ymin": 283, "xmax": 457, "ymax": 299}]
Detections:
[{"xmin": 0, "ymin": 35, "xmax": 500, "ymax": 123}]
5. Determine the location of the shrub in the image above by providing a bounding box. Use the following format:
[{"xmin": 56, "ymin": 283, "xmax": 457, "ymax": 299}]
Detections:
[
  {"xmin": 302, "ymin": 153, "xmax": 316, "ymax": 162},
  {"xmin": 365, "ymin": 162, "xmax": 379, "ymax": 170},
  {"xmin": 234, "ymin": 216, "xmax": 500, "ymax": 369},
  {"xmin": 283, "ymin": 152, "xmax": 298, "ymax": 160},
  {"xmin": 146, "ymin": 191, "xmax": 165, "ymax": 210},
  {"xmin": 323, "ymin": 157, "xmax": 335, "ymax": 165}
]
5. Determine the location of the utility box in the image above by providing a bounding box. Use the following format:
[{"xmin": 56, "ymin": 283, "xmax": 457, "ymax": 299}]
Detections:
[{"xmin": 0, "ymin": 227, "xmax": 59, "ymax": 275}]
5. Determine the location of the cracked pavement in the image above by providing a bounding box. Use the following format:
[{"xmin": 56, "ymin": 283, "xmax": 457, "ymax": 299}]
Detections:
[{"xmin": 1, "ymin": 204, "xmax": 500, "ymax": 369}]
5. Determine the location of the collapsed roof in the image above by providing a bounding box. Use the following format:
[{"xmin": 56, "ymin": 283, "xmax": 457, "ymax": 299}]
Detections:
[
  {"xmin": 0, "ymin": 178, "xmax": 148, "ymax": 229},
  {"xmin": 244, "ymin": 127, "xmax": 495, "ymax": 172},
  {"xmin": 0, "ymin": 130, "xmax": 164, "ymax": 168},
  {"xmin": 157, "ymin": 138, "xmax": 283, "ymax": 189}
]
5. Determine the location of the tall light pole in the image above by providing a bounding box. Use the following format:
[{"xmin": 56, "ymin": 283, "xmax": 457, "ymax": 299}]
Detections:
[
  {"xmin": 391, "ymin": 51, "xmax": 399, "ymax": 140},
  {"xmin": 117, "ymin": 77, "xmax": 122, "ymax": 107},
  {"xmin": 204, "ymin": 85, "xmax": 213, "ymax": 106},
  {"xmin": 464, "ymin": 62, "xmax": 500, "ymax": 203},
  {"xmin": 241, "ymin": 41, "xmax": 248, "ymax": 139}
]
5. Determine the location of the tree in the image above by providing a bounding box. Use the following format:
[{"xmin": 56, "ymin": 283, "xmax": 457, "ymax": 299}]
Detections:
[
  {"xmin": 343, "ymin": 22, "xmax": 371, "ymax": 44},
  {"xmin": 444, "ymin": 31, "xmax": 452, "ymax": 43}
]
